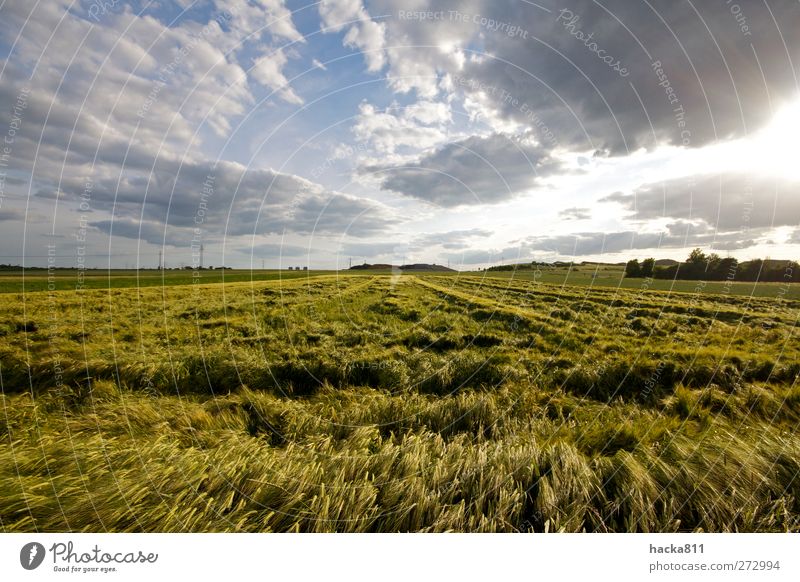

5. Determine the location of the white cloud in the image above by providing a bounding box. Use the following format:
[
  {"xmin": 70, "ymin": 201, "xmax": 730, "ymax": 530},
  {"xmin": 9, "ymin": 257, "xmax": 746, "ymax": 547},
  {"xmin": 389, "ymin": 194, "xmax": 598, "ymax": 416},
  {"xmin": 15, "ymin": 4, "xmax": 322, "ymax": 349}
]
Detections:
[
  {"xmin": 343, "ymin": 18, "xmax": 386, "ymax": 72},
  {"xmin": 215, "ymin": 0, "xmax": 305, "ymax": 44},
  {"xmin": 251, "ymin": 48, "xmax": 304, "ymax": 104},
  {"xmin": 319, "ymin": 0, "xmax": 386, "ymax": 72},
  {"xmin": 351, "ymin": 101, "xmax": 452, "ymax": 157},
  {"xmin": 404, "ymin": 100, "xmax": 452, "ymax": 125}
]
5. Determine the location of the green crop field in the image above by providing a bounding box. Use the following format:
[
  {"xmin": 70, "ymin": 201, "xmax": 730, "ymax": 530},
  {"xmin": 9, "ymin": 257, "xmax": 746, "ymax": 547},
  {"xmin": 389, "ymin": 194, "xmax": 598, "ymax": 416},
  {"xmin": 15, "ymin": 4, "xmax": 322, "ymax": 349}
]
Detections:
[
  {"xmin": 0, "ymin": 269, "xmax": 334, "ymax": 293},
  {"xmin": 480, "ymin": 266, "xmax": 800, "ymax": 300},
  {"xmin": 5, "ymin": 265, "xmax": 798, "ymax": 299},
  {"xmin": 1, "ymin": 273, "xmax": 799, "ymax": 532}
]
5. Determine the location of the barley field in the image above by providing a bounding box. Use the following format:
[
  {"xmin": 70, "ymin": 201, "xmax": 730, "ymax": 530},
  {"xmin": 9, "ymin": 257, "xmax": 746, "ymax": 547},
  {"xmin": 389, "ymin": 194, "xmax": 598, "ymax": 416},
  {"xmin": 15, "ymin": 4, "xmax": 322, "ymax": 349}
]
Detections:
[{"xmin": 1, "ymin": 273, "xmax": 799, "ymax": 532}]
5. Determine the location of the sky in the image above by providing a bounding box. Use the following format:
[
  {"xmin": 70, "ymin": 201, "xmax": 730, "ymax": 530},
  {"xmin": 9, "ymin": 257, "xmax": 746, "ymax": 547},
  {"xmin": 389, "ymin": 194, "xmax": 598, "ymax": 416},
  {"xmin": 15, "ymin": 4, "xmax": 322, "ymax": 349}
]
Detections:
[{"xmin": 0, "ymin": 0, "xmax": 799, "ymax": 270}]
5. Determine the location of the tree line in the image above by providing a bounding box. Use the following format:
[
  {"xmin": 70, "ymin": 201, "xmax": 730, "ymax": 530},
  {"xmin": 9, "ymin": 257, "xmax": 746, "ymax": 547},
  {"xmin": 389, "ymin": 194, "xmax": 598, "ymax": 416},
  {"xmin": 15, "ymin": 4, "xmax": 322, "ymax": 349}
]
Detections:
[{"xmin": 625, "ymin": 249, "xmax": 800, "ymax": 283}]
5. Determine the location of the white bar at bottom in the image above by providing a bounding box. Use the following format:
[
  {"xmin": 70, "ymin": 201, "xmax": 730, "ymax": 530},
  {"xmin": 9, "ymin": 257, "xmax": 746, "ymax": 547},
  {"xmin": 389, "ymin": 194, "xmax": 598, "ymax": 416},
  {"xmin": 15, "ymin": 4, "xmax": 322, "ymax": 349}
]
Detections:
[{"xmin": 0, "ymin": 533, "xmax": 797, "ymax": 581}]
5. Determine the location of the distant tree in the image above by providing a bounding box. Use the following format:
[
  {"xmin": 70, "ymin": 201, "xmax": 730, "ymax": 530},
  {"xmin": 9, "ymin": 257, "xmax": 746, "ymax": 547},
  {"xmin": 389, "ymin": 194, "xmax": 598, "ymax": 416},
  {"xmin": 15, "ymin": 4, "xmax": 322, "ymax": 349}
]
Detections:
[
  {"xmin": 687, "ymin": 248, "xmax": 706, "ymax": 263},
  {"xmin": 640, "ymin": 258, "xmax": 655, "ymax": 278},
  {"xmin": 706, "ymin": 253, "xmax": 721, "ymax": 275},
  {"xmin": 738, "ymin": 258, "xmax": 763, "ymax": 281},
  {"xmin": 763, "ymin": 261, "xmax": 796, "ymax": 282},
  {"xmin": 625, "ymin": 259, "xmax": 641, "ymax": 278},
  {"xmin": 714, "ymin": 257, "xmax": 738, "ymax": 281},
  {"xmin": 653, "ymin": 265, "xmax": 676, "ymax": 279},
  {"xmin": 646, "ymin": 253, "xmax": 800, "ymax": 283},
  {"xmin": 683, "ymin": 248, "xmax": 708, "ymax": 279},
  {"xmin": 790, "ymin": 261, "xmax": 800, "ymax": 283}
]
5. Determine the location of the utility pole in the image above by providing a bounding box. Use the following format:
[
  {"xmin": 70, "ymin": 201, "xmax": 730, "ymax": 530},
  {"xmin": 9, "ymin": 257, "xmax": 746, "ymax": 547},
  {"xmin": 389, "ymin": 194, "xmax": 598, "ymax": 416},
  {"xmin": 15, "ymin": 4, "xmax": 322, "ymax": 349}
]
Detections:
[
  {"xmin": 158, "ymin": 249, "xmax": 162, "ymax": 270},
  {"xmin": 349, "ymin": 257, "xmax": 352, "ymax": 269},
  {"xmin": 200, "ymin": 244, "xmax": 204, "ymax": 270}
]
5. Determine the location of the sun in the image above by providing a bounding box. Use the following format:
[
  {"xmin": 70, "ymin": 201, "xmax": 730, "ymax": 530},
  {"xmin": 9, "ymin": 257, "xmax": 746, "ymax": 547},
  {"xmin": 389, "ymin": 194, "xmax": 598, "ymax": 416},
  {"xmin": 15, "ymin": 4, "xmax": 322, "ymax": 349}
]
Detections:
[{"xmin": 751, "ymin": 98, "xmax": 800, "ymax": 180}]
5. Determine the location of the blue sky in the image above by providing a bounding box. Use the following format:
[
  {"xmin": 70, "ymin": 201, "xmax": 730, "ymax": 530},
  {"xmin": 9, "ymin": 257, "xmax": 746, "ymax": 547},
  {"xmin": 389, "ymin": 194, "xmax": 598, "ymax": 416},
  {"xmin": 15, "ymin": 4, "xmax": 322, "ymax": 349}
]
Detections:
[{"xmin": 1, "ymin": 0, "xmax": 799, "ymax": 269}]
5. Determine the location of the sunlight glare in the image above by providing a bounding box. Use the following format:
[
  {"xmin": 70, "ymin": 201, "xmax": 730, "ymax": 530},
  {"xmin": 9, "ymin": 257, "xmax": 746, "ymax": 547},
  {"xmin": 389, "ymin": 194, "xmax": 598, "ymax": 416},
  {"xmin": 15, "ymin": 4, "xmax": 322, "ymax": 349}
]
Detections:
[{"xmin": 753, "ymin": 98, "xmax": 800, "ymax": 180}]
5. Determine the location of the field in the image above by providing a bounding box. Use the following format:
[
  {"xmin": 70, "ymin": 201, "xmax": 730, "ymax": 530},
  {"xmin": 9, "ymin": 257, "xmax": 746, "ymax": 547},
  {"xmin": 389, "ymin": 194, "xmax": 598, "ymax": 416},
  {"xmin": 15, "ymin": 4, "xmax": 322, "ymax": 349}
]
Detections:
[
  {"xmin": 482, "ymin": 265, "xmax": 800, "ymax": 299},
  {"xmin": 0, "ymin": 269, "xmax": 331, "ymax": 293},
  {"xmin": 1, "ymin": 272, "xmax": 800, "ymax": 532},
  {"xmin": 5, "ymin": 264, "xmax": 799, "ymax": 299}
]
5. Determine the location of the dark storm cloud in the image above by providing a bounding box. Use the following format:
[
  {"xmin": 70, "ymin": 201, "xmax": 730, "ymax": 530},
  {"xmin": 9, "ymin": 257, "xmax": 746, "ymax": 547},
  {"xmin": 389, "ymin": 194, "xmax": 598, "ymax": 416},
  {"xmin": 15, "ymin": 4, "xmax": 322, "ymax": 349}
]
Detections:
[
  {"xmin": 89, "ymin": 218, "xmax": 189, "ymax": 248},
  {"xmin": 33, "ymin": 188, "xmax": 66, "ymax": 200},
  {"xmin": 64, "ymin": 159, "xmax": 304, "ymax": 229},
  {"xmin": 664, "ymin": 219, "xmax": 713, "ymax": 237},
  {"xmin": 90, "ymin": 186, "xmax": 398, "ymax": 246},
  {"xmin": 243, "ymin": 243, "xmax": 317, "ymax": 258},
  {"xmin": 459, "ymin": 0, "xmax": 800, "ymax": 153},
  {"xmin": 259, "ymin": 191, "xmax": 400, "ymax": 237},
  {"xmin": 373, "ymin": 133, "xmax": 563, "ymax": 206},
  {"xmin": 378, "ymin": 0, "xmax": 800, "ymax": 153},
  {"xmin": 521, "ymin": 229, "xmax": 759, "ymax": 256},
  {"xmin": 414, "ymin": 228, "xmax": 493, "ymax": 249},
  {"xmin": 601, "ymin": 173, "xmax": 800, "ymax": 230},
  {"xmin": 0, "ymin": 209, "xmax": 24, "ymax": 221}
]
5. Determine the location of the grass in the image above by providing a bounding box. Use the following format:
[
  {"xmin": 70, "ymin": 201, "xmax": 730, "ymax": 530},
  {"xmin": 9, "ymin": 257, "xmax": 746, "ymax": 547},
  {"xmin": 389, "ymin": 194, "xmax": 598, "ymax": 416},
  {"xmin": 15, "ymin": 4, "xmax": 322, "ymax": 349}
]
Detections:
[
  {"xmin": 5, "ymin": 265, "xmax": 799, "ymax": 299},
  {"xmin": 1, "ymin": 272, "xmax": 799, "ymax": 531},
  {"xmin": 0, "ymin": 269, "xmax": 333, "ymax": 293},
  {"xmin": 477, "ymin": 265, "xmax": 800, "ymax": 300}
]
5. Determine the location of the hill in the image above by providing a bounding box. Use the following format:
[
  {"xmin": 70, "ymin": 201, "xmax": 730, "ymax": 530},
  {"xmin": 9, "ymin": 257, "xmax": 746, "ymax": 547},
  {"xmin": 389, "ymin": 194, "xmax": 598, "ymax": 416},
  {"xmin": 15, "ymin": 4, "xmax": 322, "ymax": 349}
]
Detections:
[
  {"xmin": 349, "ymin": 263, "xmax": 393, "ymax": 270},
  {"xmin": 400, "ymin": 263, "xmax": 456, "ymax": 271}
]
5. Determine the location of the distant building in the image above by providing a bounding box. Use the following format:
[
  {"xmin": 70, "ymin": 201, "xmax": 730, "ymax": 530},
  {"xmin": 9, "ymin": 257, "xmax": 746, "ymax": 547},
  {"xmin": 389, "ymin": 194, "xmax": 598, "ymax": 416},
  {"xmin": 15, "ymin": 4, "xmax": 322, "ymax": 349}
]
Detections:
[
  {"xmin": 288, "ymin": 266, "xmax": 294, "ymax": 270},
  {"xmin": 303, "ymin": 266, "xmax": 308, "ymax": 271}
]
